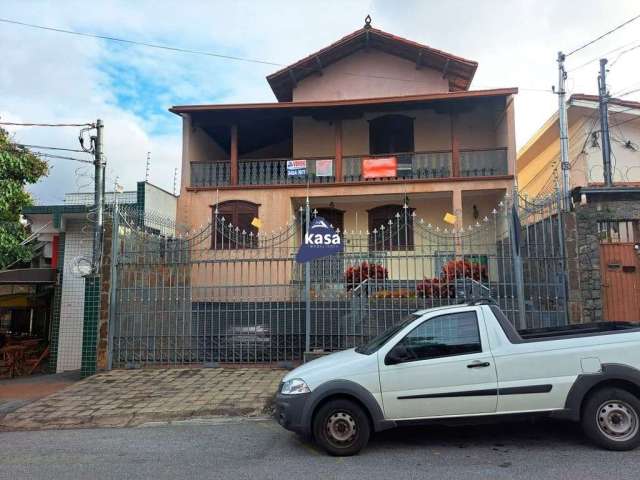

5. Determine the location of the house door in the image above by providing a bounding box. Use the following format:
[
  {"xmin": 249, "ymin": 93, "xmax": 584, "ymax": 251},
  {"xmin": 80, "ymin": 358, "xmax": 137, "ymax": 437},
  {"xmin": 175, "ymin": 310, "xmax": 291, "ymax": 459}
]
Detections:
[{"xmin": 600, "ymin": 243, "xmax": 640, "ymax": 321}]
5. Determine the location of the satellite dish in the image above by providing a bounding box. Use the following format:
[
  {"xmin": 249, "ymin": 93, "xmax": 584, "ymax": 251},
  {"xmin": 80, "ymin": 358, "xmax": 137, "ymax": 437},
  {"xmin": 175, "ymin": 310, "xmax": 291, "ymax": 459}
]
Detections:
[{"xmin": 71, "ymin": 256, "xmax": 93, "ymax": 277}]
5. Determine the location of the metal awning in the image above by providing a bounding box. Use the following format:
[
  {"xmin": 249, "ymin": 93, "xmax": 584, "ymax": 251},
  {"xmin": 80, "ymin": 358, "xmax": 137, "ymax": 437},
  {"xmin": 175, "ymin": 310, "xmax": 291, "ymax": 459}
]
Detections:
[{"xmin": 0, "ymin": 268, "xmax": 55, "ymax": 285}]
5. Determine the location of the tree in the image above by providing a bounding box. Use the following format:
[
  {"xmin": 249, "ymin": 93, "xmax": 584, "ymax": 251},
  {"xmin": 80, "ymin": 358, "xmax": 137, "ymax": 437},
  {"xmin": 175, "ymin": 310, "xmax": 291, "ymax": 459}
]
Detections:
[{"xmin": 0, "ymin": 127, "xmax": 49, "ymax": 269}]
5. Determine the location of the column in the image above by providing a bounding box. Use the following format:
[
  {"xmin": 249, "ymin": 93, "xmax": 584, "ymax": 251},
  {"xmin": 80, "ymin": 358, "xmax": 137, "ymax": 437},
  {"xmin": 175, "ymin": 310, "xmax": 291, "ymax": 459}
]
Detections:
[
  {"xmin": 230, "ymin": 124, "xmax": 238, "ymax": 186},
  {"xmin": 334, "ymin": 119, "xmax": 343, "ymax": 182},
  {"xmin": 451, "ymin": 112, "xmax": 460, "ymax": 177}
]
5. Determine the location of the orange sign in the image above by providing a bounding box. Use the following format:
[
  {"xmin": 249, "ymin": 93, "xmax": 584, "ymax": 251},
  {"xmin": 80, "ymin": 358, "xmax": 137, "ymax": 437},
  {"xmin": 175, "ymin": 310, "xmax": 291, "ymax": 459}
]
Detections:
[{"xmin": 362, "ymin": 156, "xmax": 397, "ymax": 179}]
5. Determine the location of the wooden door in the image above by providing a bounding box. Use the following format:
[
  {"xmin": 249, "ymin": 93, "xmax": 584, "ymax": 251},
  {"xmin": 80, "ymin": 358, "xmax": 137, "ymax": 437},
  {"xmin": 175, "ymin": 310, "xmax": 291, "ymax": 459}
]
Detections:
[{"xmin": 600, "ymin": 243, "xmax": 640, "ymax": 322}]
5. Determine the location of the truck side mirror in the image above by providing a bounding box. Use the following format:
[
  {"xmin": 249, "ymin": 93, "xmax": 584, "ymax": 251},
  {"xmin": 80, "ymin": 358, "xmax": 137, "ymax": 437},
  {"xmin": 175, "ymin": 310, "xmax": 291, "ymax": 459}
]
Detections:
[{"xmin": 385, "ymin": 344, "xmax": 409, "ymax": 365}]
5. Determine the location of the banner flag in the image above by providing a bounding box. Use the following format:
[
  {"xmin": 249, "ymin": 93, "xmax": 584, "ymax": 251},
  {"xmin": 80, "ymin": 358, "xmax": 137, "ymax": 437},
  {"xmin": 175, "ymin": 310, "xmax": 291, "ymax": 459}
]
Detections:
[{"xmin": 296, "ymin": 216, "xmax": 343, "ymax": 263}]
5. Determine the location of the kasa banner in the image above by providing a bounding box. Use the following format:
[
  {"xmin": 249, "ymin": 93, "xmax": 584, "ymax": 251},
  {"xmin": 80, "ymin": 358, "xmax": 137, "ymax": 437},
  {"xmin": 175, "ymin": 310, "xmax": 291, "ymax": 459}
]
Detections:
[{"xmin": 296, "ymin": 217, "xmax": 343, "ymax": 263}]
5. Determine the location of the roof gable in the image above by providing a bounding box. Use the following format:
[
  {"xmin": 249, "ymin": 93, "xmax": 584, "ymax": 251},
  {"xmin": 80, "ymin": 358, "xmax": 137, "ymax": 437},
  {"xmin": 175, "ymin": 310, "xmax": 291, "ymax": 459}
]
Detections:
[{"xmin": 267, "ymin": 21, "xmax": 478, "ymax": 102}]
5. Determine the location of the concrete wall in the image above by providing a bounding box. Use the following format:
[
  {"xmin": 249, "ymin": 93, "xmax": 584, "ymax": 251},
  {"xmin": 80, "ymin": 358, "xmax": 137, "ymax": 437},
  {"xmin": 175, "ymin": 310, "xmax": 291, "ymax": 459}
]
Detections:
[
  {"xmin": 291, "ymin": 104, "xmax": 509, "ymax": 159},
  {"xmin": 57, "ymin": 220, "xmax": 90, "ymax": 372},
  {"xmin": 584, "ymin": 120, "xmax": 640, "ymax": 183},
  {"xmin": 292, "ymin": 49, "xmax": 449, "ymax": 102}
]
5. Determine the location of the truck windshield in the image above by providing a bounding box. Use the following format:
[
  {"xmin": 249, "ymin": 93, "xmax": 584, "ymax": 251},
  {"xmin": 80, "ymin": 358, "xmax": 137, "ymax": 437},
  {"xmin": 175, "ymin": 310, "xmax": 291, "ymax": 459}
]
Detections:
[{"xmin": 355, "ymin": 314, "xmax": 418, "ymax": 355}]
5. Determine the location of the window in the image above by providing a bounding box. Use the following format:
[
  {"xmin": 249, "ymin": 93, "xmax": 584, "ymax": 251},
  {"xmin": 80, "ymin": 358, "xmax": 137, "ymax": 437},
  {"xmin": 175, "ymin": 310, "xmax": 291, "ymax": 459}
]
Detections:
[
  {"xmin": 368, "ymin": 204, "xmax": 414, "ymax": 251},
  {"xmin": 212, "ymin": 200, "xmax": 259, "ymax": 249},
  {"xmin": 392, "ymin": 311, "xmax": 481, "ymax": 362},
  {"xmin": 598, "ymin": 220, "xmax": 639, "ymax": 243}
]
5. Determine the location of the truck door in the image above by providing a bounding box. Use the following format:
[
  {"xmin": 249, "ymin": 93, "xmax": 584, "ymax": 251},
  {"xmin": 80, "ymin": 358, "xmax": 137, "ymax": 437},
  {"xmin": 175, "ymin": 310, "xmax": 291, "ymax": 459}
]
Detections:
[{"xmin": 378, "ymin": 309, "xmax": 498, "ymax": 420}]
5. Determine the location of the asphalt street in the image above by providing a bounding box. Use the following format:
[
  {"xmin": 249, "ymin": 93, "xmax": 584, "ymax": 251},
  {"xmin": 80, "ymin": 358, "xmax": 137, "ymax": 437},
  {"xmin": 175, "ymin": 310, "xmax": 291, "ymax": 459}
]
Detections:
[{"xmin": 1, "ymin": 417, "xmax": 639, "ymax": 479}]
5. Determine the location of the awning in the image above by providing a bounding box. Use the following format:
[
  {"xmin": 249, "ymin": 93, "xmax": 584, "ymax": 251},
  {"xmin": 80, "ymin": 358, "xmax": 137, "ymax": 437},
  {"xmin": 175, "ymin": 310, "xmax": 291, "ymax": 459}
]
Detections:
[{"xmin": 0, "ymin": 268, "xmax": 55, "ymax": 285}]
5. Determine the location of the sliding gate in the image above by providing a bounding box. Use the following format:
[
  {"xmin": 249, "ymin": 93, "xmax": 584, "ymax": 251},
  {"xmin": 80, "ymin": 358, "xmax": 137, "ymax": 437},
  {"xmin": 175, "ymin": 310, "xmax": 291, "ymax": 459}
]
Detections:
[{"xmin": 109, "ymin": 192, "xmax": 568, "ymax": 367}]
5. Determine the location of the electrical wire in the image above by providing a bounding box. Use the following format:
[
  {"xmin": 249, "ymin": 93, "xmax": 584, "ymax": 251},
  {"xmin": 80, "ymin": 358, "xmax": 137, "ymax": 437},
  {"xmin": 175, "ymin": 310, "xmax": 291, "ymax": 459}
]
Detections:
[
  {"xmin": 0, "ymin": 17, "xmax": 553, "ymax": 91},
  {"xmin": 14, "ymin": 143, "xmax": 89, "ymax": 153},
  {"xmin": 0, "ymin": 145, "xmax": 93, "ymax": 164},
  {"xmin": 0, "ymin": 121, "xmax": 94, "ymax": 127},
  {"xmin": 566, "ymin": 13, "xmax": 640, "ymax": 56},
  {"xmin": 568, "ymin": 39, "xmax": 640, "ymax": 71}
]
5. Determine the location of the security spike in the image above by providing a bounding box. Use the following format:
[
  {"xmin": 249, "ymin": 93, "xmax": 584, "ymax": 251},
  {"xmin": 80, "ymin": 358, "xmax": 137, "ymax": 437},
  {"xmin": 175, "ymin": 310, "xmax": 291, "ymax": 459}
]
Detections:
[
  {"xmin": 427, "ymin": 223, "xmax": 432, "ymax": 229},
  {"xmin": 411, "ymin": 211, "xmax": 417, "ymax": 217},
  {"xmin": 242, "ymin": 229, "xmax": 246, "ymax": 235},
  {"xmin": 484, "ymin": 216, "xmax": 489, "ymax": 222},
  {"xmin": 492, "ymin": 209, "xmax": 497, "ymax": 215},
  {"xmin": 419, "ymin": 217, "xmax": 424, "ymax": 224}
]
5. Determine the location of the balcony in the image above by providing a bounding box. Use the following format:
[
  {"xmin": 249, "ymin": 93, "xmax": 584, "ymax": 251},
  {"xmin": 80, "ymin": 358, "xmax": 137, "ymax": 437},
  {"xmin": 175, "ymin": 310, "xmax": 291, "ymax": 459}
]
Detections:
[{"xmin": 190, "ymin": 148, "xmax": 508, "ymax": 188}]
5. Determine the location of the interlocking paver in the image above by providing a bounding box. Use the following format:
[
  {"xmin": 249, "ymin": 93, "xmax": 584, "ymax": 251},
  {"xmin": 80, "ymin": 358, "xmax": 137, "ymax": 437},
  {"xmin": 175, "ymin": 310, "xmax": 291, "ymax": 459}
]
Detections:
[{"xmin": 0, "ymin": 368, "xmax": 286, "ymax": 431}]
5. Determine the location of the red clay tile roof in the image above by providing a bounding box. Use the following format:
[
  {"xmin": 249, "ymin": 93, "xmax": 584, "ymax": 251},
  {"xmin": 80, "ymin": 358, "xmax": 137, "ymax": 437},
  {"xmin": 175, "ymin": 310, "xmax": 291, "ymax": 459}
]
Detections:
[
  {"xmin": 170, "ymin": 88, "xmax": 516, "ymax": 114},
  {"xmin": 266, "ymin": 26, "xmax": 478, "ymax": 102}
]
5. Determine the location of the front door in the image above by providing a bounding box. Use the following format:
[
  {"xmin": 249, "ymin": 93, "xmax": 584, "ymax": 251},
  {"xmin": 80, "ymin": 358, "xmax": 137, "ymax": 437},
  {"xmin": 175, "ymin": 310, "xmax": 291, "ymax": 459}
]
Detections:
[
  {"xmin": 601, "ymin": 243, "xmax": 640, "ymax": 321},
  {"xmin": 379, "ymin": 309, "xmax": 497, "ymax": 420}
]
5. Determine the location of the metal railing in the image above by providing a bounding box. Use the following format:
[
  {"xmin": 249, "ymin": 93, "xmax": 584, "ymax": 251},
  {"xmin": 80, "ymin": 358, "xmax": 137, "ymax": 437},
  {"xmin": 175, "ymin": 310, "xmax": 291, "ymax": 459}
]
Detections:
[
  {"xmin": 344, "ymin": 151, "xmax": 452, "ymax": 182},
  {"xmin": 189, "ymin": 148, "xmax": 509, "ymax": 188},
  {"xmin": 108, "ymin": 191, "xmax": 569, "ymax": 367},
  {"xmin": 239, "ymin": 157, "xmax": 335, "ymax": 185},
  {"xmin": 191, "ymin": 161, "xmax": 230, "ymax": 187},
  {"xmin": 460, "ymin": 148, "xmax": 508, "ymax": 177}
]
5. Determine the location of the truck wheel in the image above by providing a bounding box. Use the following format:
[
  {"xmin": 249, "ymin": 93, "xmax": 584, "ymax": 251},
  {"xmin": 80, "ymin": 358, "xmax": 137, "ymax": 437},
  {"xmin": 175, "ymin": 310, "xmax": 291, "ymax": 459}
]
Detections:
[
  {"xmin": 313, "ymin": 399, "xmax": 370, "ymax": 456},
  {"xmin": 581, "ymin": 387, "xmax": 640, "ymax": 451}
]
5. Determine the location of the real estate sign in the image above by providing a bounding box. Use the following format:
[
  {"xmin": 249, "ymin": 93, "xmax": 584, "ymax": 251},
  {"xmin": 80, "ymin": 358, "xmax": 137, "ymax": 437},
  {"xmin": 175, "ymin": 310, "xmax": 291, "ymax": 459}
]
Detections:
[{"xmin": 287, "ymin": 159, "xmax": 307, "ymax": 176}]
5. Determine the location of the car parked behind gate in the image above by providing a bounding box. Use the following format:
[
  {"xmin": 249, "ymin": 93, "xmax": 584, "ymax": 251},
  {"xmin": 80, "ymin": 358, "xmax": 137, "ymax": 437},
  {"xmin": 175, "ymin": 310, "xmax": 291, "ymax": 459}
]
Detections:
[{"xmin": 275, "ymin": 300, "xmax": 640, "ymax": 455}]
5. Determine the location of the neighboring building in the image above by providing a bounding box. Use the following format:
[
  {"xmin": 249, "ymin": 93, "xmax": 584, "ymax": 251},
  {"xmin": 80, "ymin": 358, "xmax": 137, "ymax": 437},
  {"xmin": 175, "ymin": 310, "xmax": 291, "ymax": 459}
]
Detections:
[
  {"xmin": 518, "ymin": 94, "xmax": 640, "ymax": 198},
  {"xmin": 172, "ymin": 20, "xmax": 517, "ymax": 255},
  {"xmin": 16, "ymin": 181, "xmax": 177, "ymax": 373},
  {"xmin": 517, "ymin": 95, "xmax": 640, "ymax": 323}
]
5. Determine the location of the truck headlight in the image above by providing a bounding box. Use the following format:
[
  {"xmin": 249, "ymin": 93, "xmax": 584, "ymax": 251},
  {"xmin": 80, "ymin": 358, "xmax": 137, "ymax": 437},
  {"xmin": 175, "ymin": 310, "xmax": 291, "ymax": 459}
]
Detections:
[{"xmin": 281, "ymin": 378, "xmax": 310, "ymax": 395}]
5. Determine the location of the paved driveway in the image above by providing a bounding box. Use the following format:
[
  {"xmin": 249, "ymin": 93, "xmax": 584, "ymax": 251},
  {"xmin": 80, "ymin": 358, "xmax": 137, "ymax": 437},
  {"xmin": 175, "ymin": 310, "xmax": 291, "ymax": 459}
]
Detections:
[
  {"xmin": 0, "ymin": 368, "xmax": 284, "ymax": 431},
  {"xmin": 1, "ymin": 417, "xmax": 639, "ymax": 479}
]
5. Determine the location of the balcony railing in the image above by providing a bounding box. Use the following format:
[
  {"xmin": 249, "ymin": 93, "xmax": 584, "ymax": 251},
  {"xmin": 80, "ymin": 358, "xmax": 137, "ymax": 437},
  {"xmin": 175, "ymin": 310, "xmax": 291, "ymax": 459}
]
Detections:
[
  {"xmin": 344, "ymin": 151, "xmax": 452, "ymax": 182},
  {"xmin": 190, "ymin": 148, "xmax": 508, "ymax": 188},
  {"xmin": 191, "ymin": 161, "xmax": 230, "ymax": 187},
  {"xmin": 460, "ymin": 148, "xmax": 508, "ymax": 177},
  {"xmin": 239, "ymin": 157, "xmax": 335, "ymax": 185}
]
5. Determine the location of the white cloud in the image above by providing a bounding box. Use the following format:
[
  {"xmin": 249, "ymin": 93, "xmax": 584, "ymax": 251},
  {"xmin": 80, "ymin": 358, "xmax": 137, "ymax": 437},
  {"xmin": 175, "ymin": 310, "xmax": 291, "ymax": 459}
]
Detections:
[{"xmin": 2, "ymin": 0, "xmax": 639, "ymax": 204}]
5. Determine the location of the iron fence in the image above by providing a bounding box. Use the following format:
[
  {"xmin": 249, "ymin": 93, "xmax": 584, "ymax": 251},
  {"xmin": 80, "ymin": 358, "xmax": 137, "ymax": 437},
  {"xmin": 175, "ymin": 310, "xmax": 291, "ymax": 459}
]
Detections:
[{"xmin": 108, "ymin": 191, "xmax": 568, "ymax": 367}]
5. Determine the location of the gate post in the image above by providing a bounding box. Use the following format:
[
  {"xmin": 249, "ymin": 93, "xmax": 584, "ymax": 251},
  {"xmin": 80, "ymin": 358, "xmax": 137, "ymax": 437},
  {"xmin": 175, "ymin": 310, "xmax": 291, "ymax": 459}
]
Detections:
[
  {"xmin": 509, "ymin": 193, "xmax": 527, "ymax": 329},
  {"xmin": 106, "ymin": 202, "xmax": 119, "ymax": 369},
  {"xmin": 304, "ymin": 197, "xmax": 311, "ymax": 354}
]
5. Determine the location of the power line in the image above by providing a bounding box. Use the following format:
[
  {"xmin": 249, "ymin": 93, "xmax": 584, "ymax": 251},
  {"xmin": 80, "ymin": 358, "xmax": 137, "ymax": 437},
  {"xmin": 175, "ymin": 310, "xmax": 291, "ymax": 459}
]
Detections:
[
  {"xmin": 0, "ymin": 145, "xmax": 93, "ymax": 164},
  {"xmin": 15, "ymin": 143, "xmax": 88, "ymax": 154},
  {"xmin": 568, "ymin": 39, "xmax": 640, "ymax": 72},
  {"xmin": 566, "ymin": 13, "xmax": 640, "ymax": 56},
  {"xmin": 0, "ymin": 17, "xmax": 281, "ymax": 66},
  {"xmin": 0, "ymin": 121, "xmax": 94, "ymax": 127},
  {"xmin": 0, "ymin": 17, "xmax": 554, "ymax": 91}
]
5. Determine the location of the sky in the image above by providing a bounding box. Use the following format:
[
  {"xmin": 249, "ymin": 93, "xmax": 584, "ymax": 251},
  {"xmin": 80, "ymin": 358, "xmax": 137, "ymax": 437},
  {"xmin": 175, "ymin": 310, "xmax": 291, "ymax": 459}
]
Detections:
[{"xmin": 1, "ymin": 0, "xmax": 640, "ymax": 204}]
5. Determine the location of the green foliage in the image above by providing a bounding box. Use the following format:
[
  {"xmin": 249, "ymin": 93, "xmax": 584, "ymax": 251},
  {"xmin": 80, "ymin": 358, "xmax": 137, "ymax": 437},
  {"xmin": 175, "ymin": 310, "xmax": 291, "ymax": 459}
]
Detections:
[{"xmin": 0, "ymin": 127, "xmax": 49, "ymax": 268}]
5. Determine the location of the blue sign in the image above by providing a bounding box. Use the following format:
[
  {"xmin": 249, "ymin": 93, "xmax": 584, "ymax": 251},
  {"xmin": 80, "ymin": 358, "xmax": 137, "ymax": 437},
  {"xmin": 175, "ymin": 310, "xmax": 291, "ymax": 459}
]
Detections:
[{"xmin": 296, "ymin": 216, "xmax": 343, "ymax": 263}]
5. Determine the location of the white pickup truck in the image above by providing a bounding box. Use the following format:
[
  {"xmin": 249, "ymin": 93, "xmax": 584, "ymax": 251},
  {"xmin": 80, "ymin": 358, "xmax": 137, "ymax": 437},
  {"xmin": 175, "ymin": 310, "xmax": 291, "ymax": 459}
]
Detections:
[{"xmin": 275, "ymin": 301, "xmax": 640, "ymax": 456}]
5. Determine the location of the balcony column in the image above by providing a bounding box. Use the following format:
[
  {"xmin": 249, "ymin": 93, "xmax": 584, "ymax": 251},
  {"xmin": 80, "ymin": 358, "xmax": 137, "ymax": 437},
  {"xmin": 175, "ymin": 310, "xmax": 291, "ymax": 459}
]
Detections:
[
  {"xmin": 450, "ymin": 110, "xmax": 460, "ymax": 177},
  {"xmin": 230, "ymin": 124, "xmax": 238, "ymax": 185},
  {"xmin": 334, "ymin": 119, "xmax": 343, "ymax": 182}
]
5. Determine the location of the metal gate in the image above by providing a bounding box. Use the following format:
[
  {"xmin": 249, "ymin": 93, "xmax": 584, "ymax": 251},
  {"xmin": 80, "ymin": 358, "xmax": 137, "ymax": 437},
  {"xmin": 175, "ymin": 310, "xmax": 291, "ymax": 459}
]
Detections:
[{"xmin": 108, "ymin": 191, "xmax": 569, "ymax": 368}]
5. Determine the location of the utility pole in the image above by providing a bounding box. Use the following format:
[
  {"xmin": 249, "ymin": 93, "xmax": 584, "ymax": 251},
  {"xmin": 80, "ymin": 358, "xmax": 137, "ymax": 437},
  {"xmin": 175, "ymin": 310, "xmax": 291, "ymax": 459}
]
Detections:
[
  {"xmin": 92, "ymin": 119, "xmax": 104, "ymax": 272},
  {"xmin": 555, "ymin": 51, "xmax": 571, "ymax": 209},
  {"xmin": 598, "ymin": 58, "xmax": 613, "ymax": 186}
]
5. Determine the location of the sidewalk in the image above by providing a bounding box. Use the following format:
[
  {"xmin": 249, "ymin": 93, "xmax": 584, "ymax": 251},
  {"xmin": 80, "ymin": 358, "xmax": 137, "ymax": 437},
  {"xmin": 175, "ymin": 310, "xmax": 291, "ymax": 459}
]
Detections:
[
  {"xmin": 0, "ymin": 371, "xmax": 81, "ymax": 416},
  {"xmin": 0, "ymin": 367, "xmax": 285, "ymax": 431}
]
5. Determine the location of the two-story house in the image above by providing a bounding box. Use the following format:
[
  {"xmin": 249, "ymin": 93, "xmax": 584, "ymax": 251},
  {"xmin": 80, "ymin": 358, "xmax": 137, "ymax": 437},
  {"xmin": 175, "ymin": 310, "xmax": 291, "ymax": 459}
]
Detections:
[{"xmin": 171, "ymin": 21, "xmax": 517, "ymax": 246}]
